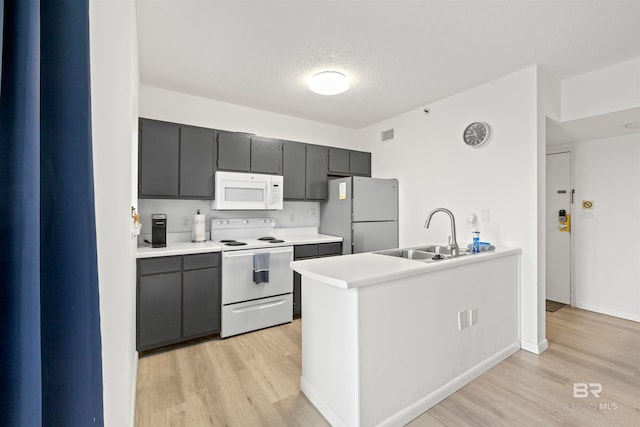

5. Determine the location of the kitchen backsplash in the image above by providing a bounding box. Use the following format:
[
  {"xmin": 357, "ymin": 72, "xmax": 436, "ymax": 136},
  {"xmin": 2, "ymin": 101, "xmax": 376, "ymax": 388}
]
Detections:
[{"xmin": 137, "ymin": 199, "xmax": 321, "ymax": 236}]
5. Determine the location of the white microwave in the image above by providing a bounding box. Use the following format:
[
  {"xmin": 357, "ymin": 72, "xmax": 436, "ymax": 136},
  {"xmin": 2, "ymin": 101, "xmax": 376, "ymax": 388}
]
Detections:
[{"xmin": 212, "ymin": 171, "xmax": 284, "ymax": 210}]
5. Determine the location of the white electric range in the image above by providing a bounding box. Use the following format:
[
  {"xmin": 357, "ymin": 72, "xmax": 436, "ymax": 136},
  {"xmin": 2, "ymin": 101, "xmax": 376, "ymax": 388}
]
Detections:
[{"xmin": 211, "ymin": 217, "xmax": 293, "ymax": 338}]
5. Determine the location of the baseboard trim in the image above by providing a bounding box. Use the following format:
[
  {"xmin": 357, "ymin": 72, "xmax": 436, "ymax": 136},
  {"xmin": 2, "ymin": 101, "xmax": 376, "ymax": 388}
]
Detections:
[
  {"xmin": 378, "ymin": 341, "xmax": 520, "ymax": 427},
  {"xmin": 520, "ymin": 338, "xmax": 548, "ymax": 354},
  {"xmin": 303, "ymin": 341, "xmax": 520, "ymax": 427},
  {"xmin": 301, "ymin": 376, "xmax": 351, "ymax": 427},
  {"xmin": 575, "ymin": 303, "xmax": 640, "ymax": 323}
]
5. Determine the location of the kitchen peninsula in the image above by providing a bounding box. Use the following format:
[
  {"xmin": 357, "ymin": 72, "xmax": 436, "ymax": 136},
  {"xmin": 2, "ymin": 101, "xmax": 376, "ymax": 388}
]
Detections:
[{"xmin": 290, "ymin": 247, "xmax": 521, "ymax": 427}]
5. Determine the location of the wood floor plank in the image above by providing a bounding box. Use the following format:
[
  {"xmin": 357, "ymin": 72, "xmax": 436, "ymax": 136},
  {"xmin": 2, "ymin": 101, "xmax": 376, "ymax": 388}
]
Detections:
[{"xmin": 136, "ymin": 307, "xmax": 640, "ymax": 426}]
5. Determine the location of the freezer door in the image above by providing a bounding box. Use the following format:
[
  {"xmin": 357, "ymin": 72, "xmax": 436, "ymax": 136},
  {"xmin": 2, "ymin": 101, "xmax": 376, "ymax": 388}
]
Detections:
[
  {"xmin": 352, "ymin": 221, "xmax": 398, "ymax": 254},
  {"xmin": 352, "ymin": 177, "xmax": 398, "ymax": 222}
]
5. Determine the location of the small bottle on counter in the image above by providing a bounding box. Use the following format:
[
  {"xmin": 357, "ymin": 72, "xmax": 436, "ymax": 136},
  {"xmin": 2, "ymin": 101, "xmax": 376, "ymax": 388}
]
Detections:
[{"xmin": 472, "ymin": 230, "xmax": 480, "ymax": 253}]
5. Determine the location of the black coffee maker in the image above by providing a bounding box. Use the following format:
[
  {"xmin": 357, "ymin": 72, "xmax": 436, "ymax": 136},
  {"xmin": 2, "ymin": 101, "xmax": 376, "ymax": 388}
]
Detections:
[{"xmin": 151, "ymin": 214, "xmax": 167, "ymax": 248}]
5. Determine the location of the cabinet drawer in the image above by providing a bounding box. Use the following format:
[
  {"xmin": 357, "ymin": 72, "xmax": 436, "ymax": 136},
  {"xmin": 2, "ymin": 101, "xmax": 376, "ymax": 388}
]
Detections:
[
  {"xmin": 318, "ymin": 242, "xmax": 342, "ymax": 256},
  {"xmin": 138, "ymin": 256, "xmax": 182, "ymax": 275},
  {"xmin": 294, "ymin": 244, "xmax": 318, "ymax": 259},
  {"xmin": 183, "ymin": 253, "xmax": 220, "ymax": 270}
]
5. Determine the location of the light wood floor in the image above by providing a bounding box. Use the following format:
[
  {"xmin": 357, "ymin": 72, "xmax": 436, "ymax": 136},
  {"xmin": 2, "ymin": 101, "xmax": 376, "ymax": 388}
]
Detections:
[{"xmin": 135, "ymin": 307, "xmax": 640, "ymax": 426}]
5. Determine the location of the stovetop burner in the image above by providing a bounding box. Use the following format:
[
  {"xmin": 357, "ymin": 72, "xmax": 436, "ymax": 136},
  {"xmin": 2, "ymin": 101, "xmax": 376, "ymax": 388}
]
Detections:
[
  {"xmin": 224, "ymin": 241, "xmax": 247, "ymax": 246},
  {"xmin": 257, "ymin": 236, "xmax": 276, "ymax": 241},
  {"xmin": 268, "ymin": 239, "xmax": 285, "ymax": 243},
  {"xmin": 219, "ymin": 239, "xmax": 237, "ymax": 243}
]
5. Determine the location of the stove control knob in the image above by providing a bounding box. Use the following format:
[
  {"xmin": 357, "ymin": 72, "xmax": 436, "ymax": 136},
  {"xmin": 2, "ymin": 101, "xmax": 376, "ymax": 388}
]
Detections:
[{"xmin": 242, "ymin": 219, "xmax": 249, "ymax": 224}]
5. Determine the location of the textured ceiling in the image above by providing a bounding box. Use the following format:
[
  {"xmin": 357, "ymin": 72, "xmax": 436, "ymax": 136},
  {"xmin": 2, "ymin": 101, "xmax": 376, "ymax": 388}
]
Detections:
[{"xmin": 136, "ymin": 0, "xmax": 640, "ymax": 129}]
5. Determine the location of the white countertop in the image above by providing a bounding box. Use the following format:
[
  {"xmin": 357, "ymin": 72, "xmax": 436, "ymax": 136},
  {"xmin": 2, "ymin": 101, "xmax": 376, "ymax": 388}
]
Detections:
[
  {"xmin": 290, "ymin": 246, "xmax": 521, "ymax": 289},
  {"xmin": 136, "ymin": 241, "xmax": 223, "ymax": 258},
  {"xmin": 136, "ymin": 227, "xmax": 342, "ymax": 258},
  {"xmin": 273, "ymin": 227, "xmax": 343, "ymax": 245}
]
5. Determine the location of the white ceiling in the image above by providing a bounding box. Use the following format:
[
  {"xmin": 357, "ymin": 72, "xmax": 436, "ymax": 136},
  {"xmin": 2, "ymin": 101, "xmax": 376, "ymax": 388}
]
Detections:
[{"xmin": 136, "ymin": 0, "xmax": 640, "ymax": 130}]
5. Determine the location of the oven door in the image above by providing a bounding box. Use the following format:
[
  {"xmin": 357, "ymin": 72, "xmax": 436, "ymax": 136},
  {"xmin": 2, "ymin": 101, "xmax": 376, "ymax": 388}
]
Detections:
[{"xmin": 221, "ymin": 246, "xmax": 293, "ymax": 304}]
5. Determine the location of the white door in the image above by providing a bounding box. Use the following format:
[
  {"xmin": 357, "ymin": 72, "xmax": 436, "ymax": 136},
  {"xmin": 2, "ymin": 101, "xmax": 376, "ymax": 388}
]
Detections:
[{"xmin": 546, "ymin": 152, "xmax": 571, "ymax": 304}]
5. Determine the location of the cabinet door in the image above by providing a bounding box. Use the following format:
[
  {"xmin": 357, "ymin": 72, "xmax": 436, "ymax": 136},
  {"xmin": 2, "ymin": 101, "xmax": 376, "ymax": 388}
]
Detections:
[
  {"xmin": 306, "ymin": 145, "xmax": 328, "ymax": 200},
  {"xmin": 318, "ymin": 242, "xmax": 342, "ymax": 256},
  {"xmin": 137, "ymin": 272, "xmax": 182, "ymax": 350},
  {"xmin": 251, "ymin": 136, "xmax": 282, "ymax": 175},
  {"xmin": 349, "ymin": 151, "xmax": 371, "ymax": 176},
  {"xmin": 180, "ymin": 126, "xmax": 215, "ymax": 197},
  {"xmin": 183, "ymin": 268, "xmax": 221, "ymax": 337},
  {"xmin": 282, "ymin": 141, "xmax": 306, "ymax": 200},
  {"xmin": 293, "ymin": 272, "xmax": 302, "ymax": 317},
  {"xmin": 328, "ymin": 148, "xmax": 350, "ymax": 174},
  {"xmin": 139, "ymin": 119, "xmax": 180, "ymax": 197},
  {"xmin": 216, "ymin": 130, "xmax": 251, "ymax": 172}
]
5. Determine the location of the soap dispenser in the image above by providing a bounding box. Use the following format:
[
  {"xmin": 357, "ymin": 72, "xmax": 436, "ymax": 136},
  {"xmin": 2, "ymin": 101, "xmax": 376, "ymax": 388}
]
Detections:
[{"xmin": 472, "ymin": 230, "xmax": 480, "ymax": 253}]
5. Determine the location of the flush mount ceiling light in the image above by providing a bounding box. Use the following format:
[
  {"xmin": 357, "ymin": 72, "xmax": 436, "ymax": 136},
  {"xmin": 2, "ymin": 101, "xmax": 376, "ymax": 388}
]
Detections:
[{"xmin": 308, "ymin": 71, "xmax": 350, "ymax": 95}]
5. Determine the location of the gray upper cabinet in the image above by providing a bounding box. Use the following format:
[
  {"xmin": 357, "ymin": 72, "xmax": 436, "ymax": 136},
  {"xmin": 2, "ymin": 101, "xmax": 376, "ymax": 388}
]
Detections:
[
  {"xmin": 179, "ymin": 125, "xmax": 215, "ymax": 198},
  {"xmin": 139, "ymin": 117, "xmax": 370, "ymax": 200},
  {"xmin": 328, "ymin": 147, "xmax": 371, "ymax": 177},
  {"xmin": 282, "ymin": 141, "xmax": 306, "ymax": 200},
  {"xmin": 350, "ymin": 151, "xmax": 371, "ymax": 176},
  {"xmin": 139, "ymin": 119, "xmax": 180, "ymax": 197},
  {"xmin": 306, "ymin": 145, "xmax": 328, "ymax": 200},
  {"xmin": 328, "ymin": 148, "xmax": 350, "ymax": 174},
  {"xmin": 250, "ymin": 136, "xmax": 283, "ymax": 175},
  {"xmin": 216, "ymin": 130, "xmax": 251, "ymax": 172}
]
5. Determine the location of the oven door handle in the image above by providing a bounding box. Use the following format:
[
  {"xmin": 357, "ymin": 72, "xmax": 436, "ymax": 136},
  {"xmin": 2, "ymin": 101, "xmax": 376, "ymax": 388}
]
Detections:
[{"xmin": 231, "ymin": 298, "xmax": 287, "ymax": 313}]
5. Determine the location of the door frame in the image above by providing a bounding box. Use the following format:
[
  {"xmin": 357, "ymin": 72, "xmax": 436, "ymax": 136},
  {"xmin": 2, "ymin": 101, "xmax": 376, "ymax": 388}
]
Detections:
[{"xmin": 546, "ymin": 145, "xmax": 576, "ymax": 307}]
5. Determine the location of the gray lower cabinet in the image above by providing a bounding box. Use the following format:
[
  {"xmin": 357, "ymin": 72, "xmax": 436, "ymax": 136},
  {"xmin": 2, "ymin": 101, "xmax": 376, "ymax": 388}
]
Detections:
[
  {"xmin": 293, "ymin": 242, "xmax": 342, "ymax": 317},
  {"xmin": 183, "ymin": 268, "xmax": 220, "ymax": 337},
  {"xmin": 137, "ymin": 253, "xmax": 221, "ymax": 351},
  {"xmin": 138, "ymin": 272, "xmax": 182, "ymax": 348}
]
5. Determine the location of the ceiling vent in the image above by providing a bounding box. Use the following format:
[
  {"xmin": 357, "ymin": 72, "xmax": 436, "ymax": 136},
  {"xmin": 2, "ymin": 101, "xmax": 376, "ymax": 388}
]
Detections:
[{"xmin": 381, "ymin": 128, "xmax": 395, "ymax": 143}]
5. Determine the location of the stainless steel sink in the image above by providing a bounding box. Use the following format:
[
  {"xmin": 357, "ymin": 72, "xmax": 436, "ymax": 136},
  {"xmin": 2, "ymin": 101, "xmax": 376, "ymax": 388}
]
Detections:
[
  {"xmin": 411, "ymin": 245, "xmax": 470, "ymax": 256},
  {"xmin": 376, "ymin": 248, "xmax": 436, "ymax": 260},
  {"xmin": 374, "ymin": 245, "xmax": 470, "ymax": 262}
]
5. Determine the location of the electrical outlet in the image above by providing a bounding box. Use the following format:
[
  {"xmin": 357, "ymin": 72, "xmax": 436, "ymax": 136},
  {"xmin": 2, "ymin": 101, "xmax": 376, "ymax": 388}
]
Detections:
[
  {"xmin": 458, "ymin": 310, "xmax": 468, "ymax": 330},
  {"xmin": 469, "ymin": 308, "xmax": 478, "ymax": 326},
  {"xmin": 310, "ymin": 207, "xmax": 317, "ymax": 218},
  {"xmin": 182, "ymin": 216, "xmax": 191, "ymax": 228}
]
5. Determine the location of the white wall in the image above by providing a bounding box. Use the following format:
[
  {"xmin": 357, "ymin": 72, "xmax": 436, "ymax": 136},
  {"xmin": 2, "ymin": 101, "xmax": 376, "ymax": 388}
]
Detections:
[
  {"xmin": 90, "ymin": 1, "xmax": 138, "ymax": 426},
  {"xmin": 357, "ymin": 67, "xmax": 545, "ymax": 353},
  {"xmin": 536, "ymin": 68, "xmax": 562, "ymax": 351},
  {"xmin": 573, "ymin": 134, "xmax": 640, "ymax": 321},
  {"xmin": 140, "ymin": 85, "xmax": 359, "ymax": 149},
  {"xmin": 562, "ymin": 57, "xmax": 640, "ymax": 121}
]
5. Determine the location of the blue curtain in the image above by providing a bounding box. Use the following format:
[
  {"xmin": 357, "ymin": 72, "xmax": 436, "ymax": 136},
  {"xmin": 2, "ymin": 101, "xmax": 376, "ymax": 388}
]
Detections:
[{"xmin": 0, "ymin": 1, "xmax": 104, "ymax": 426}]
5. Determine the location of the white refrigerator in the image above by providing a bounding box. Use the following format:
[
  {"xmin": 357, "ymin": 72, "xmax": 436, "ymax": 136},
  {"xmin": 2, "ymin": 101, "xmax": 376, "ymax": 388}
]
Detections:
[{"xmin": 320, "ymin": 177, "xmax": 398, "ymax": 255}]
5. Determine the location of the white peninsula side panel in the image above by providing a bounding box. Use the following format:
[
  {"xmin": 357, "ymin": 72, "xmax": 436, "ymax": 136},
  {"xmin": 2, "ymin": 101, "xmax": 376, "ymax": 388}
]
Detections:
[{"xmin": 295, "ymin": 250, "xmax": 521, "ymax": 427}]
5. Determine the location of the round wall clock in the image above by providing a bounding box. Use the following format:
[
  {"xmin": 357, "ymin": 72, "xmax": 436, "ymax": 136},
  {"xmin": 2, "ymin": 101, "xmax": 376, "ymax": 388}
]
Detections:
[{"xmin": 463, "ymin": 122, "xmax": 491, "ymax": 148}]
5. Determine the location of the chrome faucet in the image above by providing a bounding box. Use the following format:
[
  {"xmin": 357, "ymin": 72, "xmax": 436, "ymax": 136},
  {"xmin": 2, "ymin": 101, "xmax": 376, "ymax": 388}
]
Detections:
[{"xmin": 424, "ymin": 208, "xmax": 460, "ymax": 257}]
